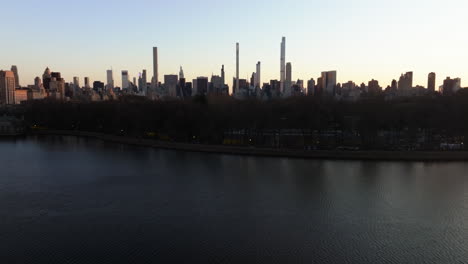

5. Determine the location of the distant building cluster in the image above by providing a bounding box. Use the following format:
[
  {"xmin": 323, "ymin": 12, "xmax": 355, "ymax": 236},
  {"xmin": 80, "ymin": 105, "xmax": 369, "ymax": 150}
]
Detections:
[{"xmin": 0, "ymin": 37, "xmax": 465, "ymax": 105}]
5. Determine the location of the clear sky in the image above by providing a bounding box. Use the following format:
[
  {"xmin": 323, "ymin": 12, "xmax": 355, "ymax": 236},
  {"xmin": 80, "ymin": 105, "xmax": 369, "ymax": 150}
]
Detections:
[{"xmin": 2, "ymin": 0, "xmax": 468, "ymax": 91}]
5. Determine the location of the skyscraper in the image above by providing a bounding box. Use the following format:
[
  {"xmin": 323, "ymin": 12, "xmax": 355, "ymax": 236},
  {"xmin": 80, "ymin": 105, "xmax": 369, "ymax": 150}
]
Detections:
[
  {"xmin": 307, "ymin": 78, "xmax": 316, "ymax": 96},
  {"xmin": 0, "ymin": 71, "xmax": 16, "ymax": 105},
  {"xmin": 164, "ymin": 74, "xmax": 178, "ymax": 97},
  {"xmin": 256, "ymin": 62, "xmax": 261, "ymax": 88},
  {"xmin": 321, "ymin": 71, "xmax": 337, "ymax": 96},
  {"xmin": 397, "ymin": 72, "xmax": 413, "ymax": 96},
  {"xmin": 106, "ymin": 70, "xmax": 114, "ymax": 90},
  {"xmin": 10, "ymin": 66, "xmax": 20, "ymax": 88},
  {"xmin": 285, "ymin": 62, "xmax": 292, "ymax": 96},
  {"xmin": 196, "ymin": 77, "xmax": 208, "ymax": 95},
  {"xmin": 42, "ymin": 67, "xmax": 52, "ymax": 90},
  {"xmin": 84, "ymin": 77, "xmax": 90, "ymax": 88},
  {"xmin": 179, "ymin": 66, "xmax": 184, "ymax": 79},
  {"xmin": 428, "ymin": 72, "xmax": 436, "ymax": 93},
  {"xmin": 153, "ymin": 47, "xmax": 159, "ymax": 87},
  {"xmin": 73, "ymin": 77, "xmax": 80, "ymax": 94},
  {"xmin": 236, "ymin": 43, "xmax": 239, "ymax": 95},
  {"xmin": 122, "ymin": 71, "xmax": 129, "ymax": 89},
  {"xmin": 280, "ymin": 37, "xmax": 286, "ymax": 94},
  {"xmin": 221, "ymin": 65, "xmax": 225, "ymax": 85}
]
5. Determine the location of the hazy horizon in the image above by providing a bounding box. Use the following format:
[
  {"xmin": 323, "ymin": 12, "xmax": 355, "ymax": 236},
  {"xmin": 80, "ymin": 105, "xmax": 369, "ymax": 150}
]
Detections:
[{"xmin": 2, "ymin": 0, "xmax": 468, "ymax": 91}]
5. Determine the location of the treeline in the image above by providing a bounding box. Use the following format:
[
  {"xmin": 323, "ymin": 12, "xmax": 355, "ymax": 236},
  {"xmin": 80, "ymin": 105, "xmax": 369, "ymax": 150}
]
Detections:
[{"xmin": 13, "ymin": 91, "xmax": 468, "ymax": 149}]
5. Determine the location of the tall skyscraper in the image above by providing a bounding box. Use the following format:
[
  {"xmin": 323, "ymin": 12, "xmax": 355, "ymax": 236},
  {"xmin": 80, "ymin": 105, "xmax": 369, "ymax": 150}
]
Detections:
[
  {"xmin": 221, "ymin": 65, "xmax": 225, "ymax": 85},
  {"xmin": 106, "ymin": 70, "xmax": 114, "ymax": 90},
  {"xmin": 397, "ymin": 72, "xmax": 413, "ymax": 96},
  {"xmin": 280, "ymin": 37, "xmax": 286, "ymax": 94},
  {"xmin": 122, "ymin": 71, "xmax": 129, "ymax": 89},
  {"xmin": 153, "ymin": 47, "xmax": 159, "ymax": 87},
  {"xmin": 179, "ymin": 66, "xmax": 184, "ymax": 79},
  {"xmin": 164, "ymin": 74, "xmax": 178, "ymax": 97},
  {"xmin": 236, "ymin": 43, "xmax": 239, "ymax": 95},
  {"xmin": 84, "ymin": 77, "xmax": 90, "ymax": 88},
  {"xmin": 140, "ymin": 70, "xmax": 147, "ymax": 94},
  {"xmin": 285, "ymin": 62, "xmax": 292, "ymax": 95},
  {"xmin": 307, "ymin": 78, "xmax": 316, "ymax": 96},
  {"xmin": 42, "ymin": 67, "xmax": 52, "ymax": 90},
  {"xmin": 10, "ymin": 66, "xmax": 20, "ymax": 88},
  {"xmin": 73, "ymin": 77, "xmax": 80, "ymax": 88},
  {"xmin": 428, "ymin": 72, "xmax": 436, "ymax": 93},
  {"xmin": 196, "ymin": 77, "xmax": 208, "ymax": 95},
  {"xmin": 321, "ymin": 71, "xmax": 337, "ymax": 96},
  {"xmin": 255, "ymin": 62, "xmax": 261, "ymax": 88},
  {"xmin": 0, "ymin": 71, "xmax": 16, "ymax": 105}
]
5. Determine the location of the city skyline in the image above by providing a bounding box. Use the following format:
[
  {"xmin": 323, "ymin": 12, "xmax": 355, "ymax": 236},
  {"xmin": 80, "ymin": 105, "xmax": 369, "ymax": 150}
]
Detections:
[{"xmin": 2, "ymin": 0, "xmax": 468, "ymax": 90}]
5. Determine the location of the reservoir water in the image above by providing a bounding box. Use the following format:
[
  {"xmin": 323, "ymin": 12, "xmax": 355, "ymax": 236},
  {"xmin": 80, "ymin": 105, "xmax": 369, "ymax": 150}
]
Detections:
[{"xmin": 1, "ymin": 136, "xmax": 468, "ymax": 263}]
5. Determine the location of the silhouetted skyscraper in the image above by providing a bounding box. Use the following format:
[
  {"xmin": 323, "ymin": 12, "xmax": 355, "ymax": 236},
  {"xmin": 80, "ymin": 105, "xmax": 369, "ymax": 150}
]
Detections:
[
  {"xmin": 179, "ymin": 66, "xmax": 184, "ymax": 79},
  {"xmin": 221, "ymin": 65, "xmax": 225, "ymax": 85},
  {"xmin": 73, "ymin": 77, "xmax": 80, "ymax": 88},
  {"xmin": 280, "ymin": 37, "xmax": 286, "ymax": 94},
  {"xmin": 321, "ymin": 71, "xmax": 337, "ymax": 96},
  {"xmin": 84, "ymin": 77, "xmax": 90, "ymax": 88},
  {"xmin": 106, "ymin": 70, "xmax": 114, "ymax": 90},
  {"xmin": 428, "ymin": 72, "xmax": 436, "ymax": 93},
  {"xmin": 307, "ymin": 78, "xmax": 316, "ymax": 96},
  {"xmin": 255, "ymin": 62, "xmax": 261, "ymax": 88},
  {"xmin": 153, "ymin": 47, "xmax": 159, "ymax": 87},
  {"xmin": 398, "ymin": 72, "xmax": 413, "ymax": 96},
  {"xmin": 0, "ymin": 71, "xmax": 16, "ymax": 104},
  {"xmin": 122, "ymin": 71, "xmax": 129, "ymax": 89},
  {"xmin": 10, "ymin": 66, "xmax": 20, "ymax": 88},
  {"xmin": 236, "ymin": 43, "xmax": 239, "ymax": 95},
  {"xmin": 285, "ymin": 62, "xmax": 292, "ymax": 96},
  {"xmin": 164, "ymin": 75, "xmax": 178, "ymax": 97}
]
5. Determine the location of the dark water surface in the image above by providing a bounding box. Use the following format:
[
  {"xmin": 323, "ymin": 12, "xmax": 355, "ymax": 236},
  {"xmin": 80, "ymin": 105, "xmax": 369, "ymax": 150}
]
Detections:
[{"xmin": 1, "ymin": 136, "xmax": 468, "ymax": 263}]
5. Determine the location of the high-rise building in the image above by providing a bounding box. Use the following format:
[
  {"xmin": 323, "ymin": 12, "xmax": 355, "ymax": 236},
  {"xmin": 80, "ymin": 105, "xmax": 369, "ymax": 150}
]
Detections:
[
  {"xmin": 106, "ymin": 70, "xmax": 114, "ymax": 90},
  {"xmin": 321, "ymin": 71, "xmax": 337, "ymax": 96},
  {"xmin": 179, "ymin": 66, "xmax": 184, "ymax": 79},
  {"xmin": 34, "ymin": 77, "xmax": 42, "ymax": 88},
  {"xmin": 255, "ymin": 62, "xmax": 261, "ymax": 88},
  {"xmin": 139, "ymin": 70, "xmax": 148, "ymax": 94},
  {"xmin": 368, "ymin": 79, "xmax": 381, "ymax": 95},
  {"xmin": 307, "ymin": 78, "xmax": 316, "ymax": 96},
  {"xmin": 285, "ymin": 62, "xmax": 292, "ymax": 96},
  {"xmin": 42, "ymin": 67, "xmax": 52, "ymax": 90},
  {"xmin": 250, "ymin": 73, "xmax": 256, "ymax": 88},
  {"xmin": 280, "ymin": 37, "xmax": 286, "ymax": 94},
  {"xmin": 122, "ymin": 71, "xmax": 129, "ymax": 89},
  {"xmin": 84, "ymin": 77, "xmax": 90, "ymax": 88},
  {"xmin": 153, "ymin": 47, "xmax": 159, "ymax": 87},
  {"xmin": 196, "ymin": 77, "xmax": 208, "ymax": 95},
  {"xmin": 221, "ymin": 65, "xmax": 225, "ymax": 86},
  {"xmin": 236, "ymin": 43, "xmax": 239, "ymax": 95},
  {"xmin": 0, "ymin": 71, "xmax": 16, "ymax": 105},
  {"xmin": 73, "ymin": 77, "xmax": 80, "ymax": 88},
  {"xmin": 164, "ymin": 74, "xmax": 178, "ymax": 97},
  {"xmin": 397, "ymin": 72, "xmax": 413, "ymax": 96},
  {"xmin": 442, "ymin": 77, "xmax": 461, "ymax": 96},
  {"xmin": 10, "ymin": 66, "xmax": 20, "ymax": 88},
  {"xmin": 428, "ymin": 72, "xmax": 436, "ymax": 93}
]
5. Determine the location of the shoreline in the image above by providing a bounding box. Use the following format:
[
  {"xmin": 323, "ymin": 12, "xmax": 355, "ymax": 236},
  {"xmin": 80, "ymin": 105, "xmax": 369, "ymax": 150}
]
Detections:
[{"xmin": 30, "ymin": 130, "xmax": 468, "ymax": 162}]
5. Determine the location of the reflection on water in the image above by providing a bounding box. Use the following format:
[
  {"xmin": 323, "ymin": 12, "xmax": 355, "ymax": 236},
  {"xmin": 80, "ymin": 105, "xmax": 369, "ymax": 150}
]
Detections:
[{"xmin": 1, "ymin": 135, "xmax": 468, "ymax": 263}]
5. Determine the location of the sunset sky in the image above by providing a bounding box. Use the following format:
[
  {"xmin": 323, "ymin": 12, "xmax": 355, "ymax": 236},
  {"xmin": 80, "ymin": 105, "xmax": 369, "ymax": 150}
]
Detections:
[{"xmin": 2, "ymin": 0, "xmax": 467, "ymax": 91}]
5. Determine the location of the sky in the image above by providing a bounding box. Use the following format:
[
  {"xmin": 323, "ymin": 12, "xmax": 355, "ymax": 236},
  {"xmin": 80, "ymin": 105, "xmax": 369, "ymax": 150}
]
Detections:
[{"xmin": 2, "ymin": 0, "xmax": 468, "ymax": 91}]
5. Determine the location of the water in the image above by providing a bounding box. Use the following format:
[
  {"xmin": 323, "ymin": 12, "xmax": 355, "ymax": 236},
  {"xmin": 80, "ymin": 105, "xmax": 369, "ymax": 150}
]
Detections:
[{"xmin": 1, "ymin": 136, "xmax": 468, "ymax": 263}]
